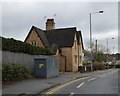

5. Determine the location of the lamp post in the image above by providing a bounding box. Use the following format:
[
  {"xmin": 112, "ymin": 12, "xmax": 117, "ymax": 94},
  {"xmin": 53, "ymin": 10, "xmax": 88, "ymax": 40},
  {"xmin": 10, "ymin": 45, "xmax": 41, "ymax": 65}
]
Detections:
[
  {"xmin": 90, "ymin": 10, "xmax": 103, "ymax": 71},
  {"xmin": 106, "ymin": 38, "xmax": 114, "ymax": 62},
  {"xmin": 106, "ymin": 38, "xmax": 108, "ymax": 62},
  {"xmin": 95, "ymin": 39, "xmax": 98, "ymax": 52},
  {"xmin": 112, "ymin": 38, "xmax": 115, "ymax": 68}
]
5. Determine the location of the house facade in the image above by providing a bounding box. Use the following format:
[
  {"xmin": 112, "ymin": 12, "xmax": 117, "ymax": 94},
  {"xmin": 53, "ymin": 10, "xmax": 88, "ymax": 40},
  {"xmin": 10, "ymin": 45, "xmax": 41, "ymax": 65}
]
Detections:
[{"xmin": 25, "ymin": 19, "xmax": 84, "ymax": 72}]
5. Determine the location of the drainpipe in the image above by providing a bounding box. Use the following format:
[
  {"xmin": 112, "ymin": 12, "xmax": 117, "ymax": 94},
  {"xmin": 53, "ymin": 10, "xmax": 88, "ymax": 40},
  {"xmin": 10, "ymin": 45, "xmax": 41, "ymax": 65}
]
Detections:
[{"xmin": 60, "ymin": 54, "xmax": 66, "ymax": 72}]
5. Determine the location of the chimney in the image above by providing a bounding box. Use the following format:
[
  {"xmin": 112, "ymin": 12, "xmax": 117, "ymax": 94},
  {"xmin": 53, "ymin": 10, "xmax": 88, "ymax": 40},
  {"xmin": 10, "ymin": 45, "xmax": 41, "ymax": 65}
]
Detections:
[{"xmin": 46, "ymin": 18, "xmax": 55, "ymax": 30}]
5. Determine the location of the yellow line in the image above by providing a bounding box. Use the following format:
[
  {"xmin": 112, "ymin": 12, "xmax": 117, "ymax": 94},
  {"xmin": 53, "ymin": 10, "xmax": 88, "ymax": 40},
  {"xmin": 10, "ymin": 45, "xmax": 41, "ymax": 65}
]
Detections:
[{"xmin": 45, "ymin": 77, "xmax": 88, "ymax": 95}]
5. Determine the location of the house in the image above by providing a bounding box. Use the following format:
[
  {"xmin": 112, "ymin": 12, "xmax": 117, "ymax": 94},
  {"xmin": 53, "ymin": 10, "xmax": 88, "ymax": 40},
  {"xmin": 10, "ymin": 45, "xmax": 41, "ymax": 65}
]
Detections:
[{"xmin": 24, "ymin": 18, "xmax": 84, "ymax": 72}]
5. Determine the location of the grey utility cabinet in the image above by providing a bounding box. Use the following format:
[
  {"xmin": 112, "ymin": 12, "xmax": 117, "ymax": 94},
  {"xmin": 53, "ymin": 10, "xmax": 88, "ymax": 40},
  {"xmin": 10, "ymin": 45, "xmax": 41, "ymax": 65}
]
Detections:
[{"xmin": 34, "ymin": 56, "xmax": 59, "ymax": 78}]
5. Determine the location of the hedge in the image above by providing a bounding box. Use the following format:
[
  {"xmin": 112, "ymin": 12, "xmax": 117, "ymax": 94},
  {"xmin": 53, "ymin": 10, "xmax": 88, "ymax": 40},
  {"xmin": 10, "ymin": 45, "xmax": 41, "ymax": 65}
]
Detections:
[
  {"xmin": 2, "ymin": 37, "xmax": 53, "ymax": 55},
  {"xmin": 2, "ymin": 64, "xmax": 32, "ymax": 81}
]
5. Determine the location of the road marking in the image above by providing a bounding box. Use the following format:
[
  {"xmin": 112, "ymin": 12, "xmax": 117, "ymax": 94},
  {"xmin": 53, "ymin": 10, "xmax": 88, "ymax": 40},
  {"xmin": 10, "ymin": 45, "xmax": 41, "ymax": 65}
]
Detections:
[
  {"xmin": 97, "ymin": 69, "xmax": 118, "ymax": 78},
  {"xmin": 108, "ymin": 70, "xmax": 118, "ymax": 75},
  {"xmin": 69, "ymin": 92, "xmax": 75, "ymax": 96},
  {"xmin": 77, "ymin": 82, "xmax": 85, "ymax": 89},
  {"xmin": 87, "ymin": 78, "xmax": 96, "ymax": 82},
  {"xmin": 99, "ymin": 75, "xmax": 107, "ymax": 78},
  {"xmin": 45, "ymin": 77, "xmax": 89, "ymax": 95},
  {"xmin": 73, "ymin": 77, "xmax": 76, "ymax": 80}
]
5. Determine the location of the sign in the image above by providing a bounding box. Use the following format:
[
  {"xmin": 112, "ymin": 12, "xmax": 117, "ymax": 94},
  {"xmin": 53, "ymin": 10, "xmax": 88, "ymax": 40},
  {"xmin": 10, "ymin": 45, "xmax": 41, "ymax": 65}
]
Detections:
[{"xmin": 39, "ymin": 64, "xmax": 44, "ymax": 68}]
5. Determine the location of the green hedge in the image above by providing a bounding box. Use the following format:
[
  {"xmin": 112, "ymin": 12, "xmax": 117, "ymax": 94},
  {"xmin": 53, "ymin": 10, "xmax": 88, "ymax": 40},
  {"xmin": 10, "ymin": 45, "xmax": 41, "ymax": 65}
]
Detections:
[
  {"xmin": 2, "ymin": 64, "xmax": 31, "ymax": 81},
  {"xmin": 2, "ymin": 37, "xmax": 53, "ymax": 55}
]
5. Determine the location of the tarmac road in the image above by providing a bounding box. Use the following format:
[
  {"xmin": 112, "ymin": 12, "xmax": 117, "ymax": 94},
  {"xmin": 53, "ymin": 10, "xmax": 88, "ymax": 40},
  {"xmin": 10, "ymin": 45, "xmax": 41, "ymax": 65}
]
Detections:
[{"xmin": 45, "ymin": 69, "xmax": 119, "ymax": 95}]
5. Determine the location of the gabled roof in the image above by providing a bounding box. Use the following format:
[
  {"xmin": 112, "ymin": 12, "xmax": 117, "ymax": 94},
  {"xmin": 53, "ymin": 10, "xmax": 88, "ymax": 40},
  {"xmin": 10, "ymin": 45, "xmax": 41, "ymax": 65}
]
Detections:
[
  {"xmin": 76, "ymin": 31, "xmax": 84, "ymax": 50},
  {"xmin": 25, "ymin": 26, "xmax": 84, "ymax": 50},
  {"xmin": 44, "ymin": 27, "xmax": 77, "ymax": 48},
  {"xmin": 24, "ymin": 26, "xmax": 49, "ymax": 47}
]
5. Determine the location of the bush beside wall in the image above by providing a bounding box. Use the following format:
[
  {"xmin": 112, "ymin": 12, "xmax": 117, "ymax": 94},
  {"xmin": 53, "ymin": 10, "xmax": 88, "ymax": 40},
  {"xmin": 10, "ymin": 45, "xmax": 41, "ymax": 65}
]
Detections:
[
  {"xmin": 109, "ymin": 64, "xmax": 115, "ymax": 69},
  {"xmin": 82, "ymin": 62, "xmax": 106, "ymax": 72},
  {"xmin": 115, "ymin": 64, "xmax": 120, "ymax": 68},
  {"xmin": 2, "ymin": 64, "xmax": 32, "ymax": 81},
  {"xmin": 93, "ymin": 62, "xmax": 106, "ymax": 70}
]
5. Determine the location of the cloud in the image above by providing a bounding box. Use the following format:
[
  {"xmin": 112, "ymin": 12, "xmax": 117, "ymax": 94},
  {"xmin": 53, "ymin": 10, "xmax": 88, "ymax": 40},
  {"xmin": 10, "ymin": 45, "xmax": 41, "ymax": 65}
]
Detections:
[
  {"xmin": 2, "ymin": 2, "xmax": 118, "ymax": 53},
  {"xmin": 92, "ymin": 30, "xmax": 118, "ymax": 40}
]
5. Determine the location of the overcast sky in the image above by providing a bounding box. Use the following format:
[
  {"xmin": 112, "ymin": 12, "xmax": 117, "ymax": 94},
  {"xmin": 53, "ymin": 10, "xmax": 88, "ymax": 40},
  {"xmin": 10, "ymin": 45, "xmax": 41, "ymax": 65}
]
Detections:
[{"xmin": 1, "ymin": 1, "xmax": 119, "ymax": 53}]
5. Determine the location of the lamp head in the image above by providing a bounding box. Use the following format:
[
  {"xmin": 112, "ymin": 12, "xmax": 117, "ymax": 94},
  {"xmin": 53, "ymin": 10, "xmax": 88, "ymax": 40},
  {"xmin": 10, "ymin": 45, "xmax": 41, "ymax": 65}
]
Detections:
[
  {"xmin": 99, "ymin": 11, "xmax": 104, "ymax": 13},
  {"xmin": 112, "ymin": 38, "xmax": 114, "ymax": 39}
]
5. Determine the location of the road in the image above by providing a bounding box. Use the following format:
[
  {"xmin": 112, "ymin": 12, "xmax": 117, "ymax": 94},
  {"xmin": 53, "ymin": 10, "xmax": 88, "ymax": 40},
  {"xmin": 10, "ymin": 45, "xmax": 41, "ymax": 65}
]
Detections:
[{"xmin": 45, "ymin": 69, "xmax": 119, "ymax": 95}]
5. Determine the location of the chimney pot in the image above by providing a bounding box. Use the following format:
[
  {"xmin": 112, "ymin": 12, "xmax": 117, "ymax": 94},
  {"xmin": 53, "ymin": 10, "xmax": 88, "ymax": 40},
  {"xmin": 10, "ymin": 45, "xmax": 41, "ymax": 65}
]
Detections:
[{"xmin": 46, "ymin": 18, "xmax": 55, "ymax": 30}]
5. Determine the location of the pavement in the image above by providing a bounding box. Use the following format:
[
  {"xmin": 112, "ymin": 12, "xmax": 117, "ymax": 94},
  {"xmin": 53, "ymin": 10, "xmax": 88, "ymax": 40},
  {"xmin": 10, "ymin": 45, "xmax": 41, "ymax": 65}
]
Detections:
[{"xmin": 2, "ymin": 69, "xmax": 115, "ymax": 95}]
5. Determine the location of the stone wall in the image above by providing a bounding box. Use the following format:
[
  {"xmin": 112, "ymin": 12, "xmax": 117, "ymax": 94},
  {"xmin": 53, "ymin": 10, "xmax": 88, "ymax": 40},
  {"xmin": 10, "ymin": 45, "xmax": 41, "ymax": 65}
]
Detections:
[
  {"xmin": 25, "ymin": 29, "xmax": 44, "ymax": 47},
  {"xmin": 54, "ymin": 34, "xmax": 83, "ymax": 72},
  {"xmin": 61, "ymin": 48, "xmax": 72, "ymax": 72},
  {"xmin": 54, "ymin": 54, "xmax": 65, "ymax": 72},
  {"xmin": 72, "ymin": 33, "xmax": 83, "ymax": 72}
]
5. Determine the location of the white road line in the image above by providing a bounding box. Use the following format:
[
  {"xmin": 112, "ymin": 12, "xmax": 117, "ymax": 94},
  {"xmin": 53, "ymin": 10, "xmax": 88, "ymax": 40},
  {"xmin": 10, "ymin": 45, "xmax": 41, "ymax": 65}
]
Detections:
[
  {"xmin": 87, "ymin": 78, "xmax": 96, "ymax": 82},
  {"xmin": 99, "ymin": 75, "xmax": 107, "ymax": 78},
  {"xmin": 73, "ymin": 77, "xmax": 76, "ymax": 80},
  {"xmin": 108, "ymin": 70, "xmax": 118, "ymax": 75},
  {"xmin": 69, "ymin": 92, "xmax": 75, "ymax": 96},
  {"xmin": 77, "ymin": 82, "xmax": 85, "ymax": 89}
]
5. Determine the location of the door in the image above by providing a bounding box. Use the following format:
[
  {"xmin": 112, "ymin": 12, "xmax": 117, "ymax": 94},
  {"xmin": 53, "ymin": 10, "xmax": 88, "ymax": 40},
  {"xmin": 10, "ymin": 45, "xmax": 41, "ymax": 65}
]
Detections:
[{"xmin": 34, "ymin": 58, "xmax": 46, "ymax": 77}]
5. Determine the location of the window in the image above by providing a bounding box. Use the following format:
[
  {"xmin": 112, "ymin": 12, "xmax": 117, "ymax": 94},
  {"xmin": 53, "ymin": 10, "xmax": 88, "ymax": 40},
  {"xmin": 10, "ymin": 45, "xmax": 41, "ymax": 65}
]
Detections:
[
  {"xmin": 31, "ymin": 41, "xmax": 37, "ymax": 45},
  {"xmin": 75, "ymin": 40, "xmax": 77, "ymax": 49},
  {"xmin": 74, "ymin": 55, "xmax": 77, "ymax": 64},
  {"xmin": 34, "ymin": 42, "xmax": 36, "ymax": 45}
]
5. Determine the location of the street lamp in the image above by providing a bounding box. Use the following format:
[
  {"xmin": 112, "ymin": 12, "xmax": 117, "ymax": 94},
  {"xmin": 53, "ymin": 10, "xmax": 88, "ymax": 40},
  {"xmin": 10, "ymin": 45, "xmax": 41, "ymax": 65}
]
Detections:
[
  {"xmin": 106, "ymin": 38, "xmax": 108, "ymax": 62},
  {"xmin": 106, "ymin": 38, "xmax": 114, "ymax": 61},
  {"xmin": 112, "ymin": 38, "xmax": 115, "ymax": 68},
  {"xmin": 112, "ymin": 38, "xmax": 115, "ymax": 55},
  {"xmin": 90, "ymin": 10, "xmax": 103, "ymax": 71}
]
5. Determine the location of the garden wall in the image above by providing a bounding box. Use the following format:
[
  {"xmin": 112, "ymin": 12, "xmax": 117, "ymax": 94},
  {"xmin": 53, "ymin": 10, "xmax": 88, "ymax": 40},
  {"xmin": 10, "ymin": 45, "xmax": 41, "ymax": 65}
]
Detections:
[{"xmin": 2, "ymin": 51, "xmax": 52, "ymax": 71}]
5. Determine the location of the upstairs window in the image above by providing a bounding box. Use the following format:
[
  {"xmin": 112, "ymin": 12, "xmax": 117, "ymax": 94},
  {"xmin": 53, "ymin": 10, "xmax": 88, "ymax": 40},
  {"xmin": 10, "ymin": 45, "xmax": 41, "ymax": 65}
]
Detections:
[
  {"xmin": 74, "ymin": 55, "xmax": 77, "ymax": 64},
  {"xmin": 32, "ymin": 41, "xmax": 37, "ymax": 45},
  {"xmin": 75, "ymin": 40, "xmax": 77, "ymax": 49}
]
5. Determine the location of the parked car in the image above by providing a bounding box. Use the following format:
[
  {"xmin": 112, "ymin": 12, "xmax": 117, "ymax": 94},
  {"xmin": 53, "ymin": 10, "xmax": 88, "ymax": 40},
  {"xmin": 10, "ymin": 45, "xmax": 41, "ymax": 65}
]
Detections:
[{"xmin": 106, "ymin": 61, "xmax": 112, "ymax": 65}]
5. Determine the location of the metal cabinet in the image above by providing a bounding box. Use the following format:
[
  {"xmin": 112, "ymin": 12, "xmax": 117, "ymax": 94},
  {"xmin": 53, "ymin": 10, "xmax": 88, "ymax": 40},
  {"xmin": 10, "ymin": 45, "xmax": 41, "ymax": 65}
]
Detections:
[{"xmin": 34, "ymin": 56, "xmax": 59, "ymax": 78}]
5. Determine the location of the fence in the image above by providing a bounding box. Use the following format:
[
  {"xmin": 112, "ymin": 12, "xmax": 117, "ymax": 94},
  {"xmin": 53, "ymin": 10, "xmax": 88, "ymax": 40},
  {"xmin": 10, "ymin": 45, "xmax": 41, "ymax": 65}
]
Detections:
[{"xmin": 2, "ymin": 51, "xmax": 53, "ymax": 71}]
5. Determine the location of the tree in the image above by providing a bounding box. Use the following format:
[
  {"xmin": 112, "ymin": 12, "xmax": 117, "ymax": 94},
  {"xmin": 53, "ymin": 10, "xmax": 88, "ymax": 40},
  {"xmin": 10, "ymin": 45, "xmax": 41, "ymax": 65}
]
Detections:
[{"xmin": 86, "ymin": 43, "xmax": 110, "ymax": 63}]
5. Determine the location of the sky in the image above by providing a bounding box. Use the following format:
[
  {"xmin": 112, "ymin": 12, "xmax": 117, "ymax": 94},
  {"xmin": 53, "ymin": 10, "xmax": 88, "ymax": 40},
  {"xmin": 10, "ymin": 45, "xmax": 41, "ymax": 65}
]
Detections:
[{"xmin": 1, "ymin": 1, "xmax": 119, "ymax": 54}]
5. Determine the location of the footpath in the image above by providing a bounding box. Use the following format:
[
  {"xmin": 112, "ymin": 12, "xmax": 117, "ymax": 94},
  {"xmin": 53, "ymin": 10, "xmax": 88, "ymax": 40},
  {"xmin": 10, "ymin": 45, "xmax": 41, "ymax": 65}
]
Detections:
[{"xmin": 2, "ymin": 69, "xmax": 114, "ymax": 95}]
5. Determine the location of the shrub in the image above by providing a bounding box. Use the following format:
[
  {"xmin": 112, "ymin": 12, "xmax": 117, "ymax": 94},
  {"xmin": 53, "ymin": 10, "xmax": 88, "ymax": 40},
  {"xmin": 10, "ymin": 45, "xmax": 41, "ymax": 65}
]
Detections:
[
  {"xmin": 93, "ymin": 62, "xmax": 106, "ymax": 70},
  {"xmin": 109, "ymin": 64, "xmax": 115, "ymax": 69},
  {"xmin": 79, "ymin": 65, "xmax": 92, "ymax": 72},
  {"xmin": 2, "ymin": 37, "xmax": 53, "ymax": 55},
  {"xmin": 115, "ymin": 64, "xmax": 120, "ymax": 68},
  {"xmin": 2, "ymin": 64, "xmax": 31, "ymax": 81}
]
